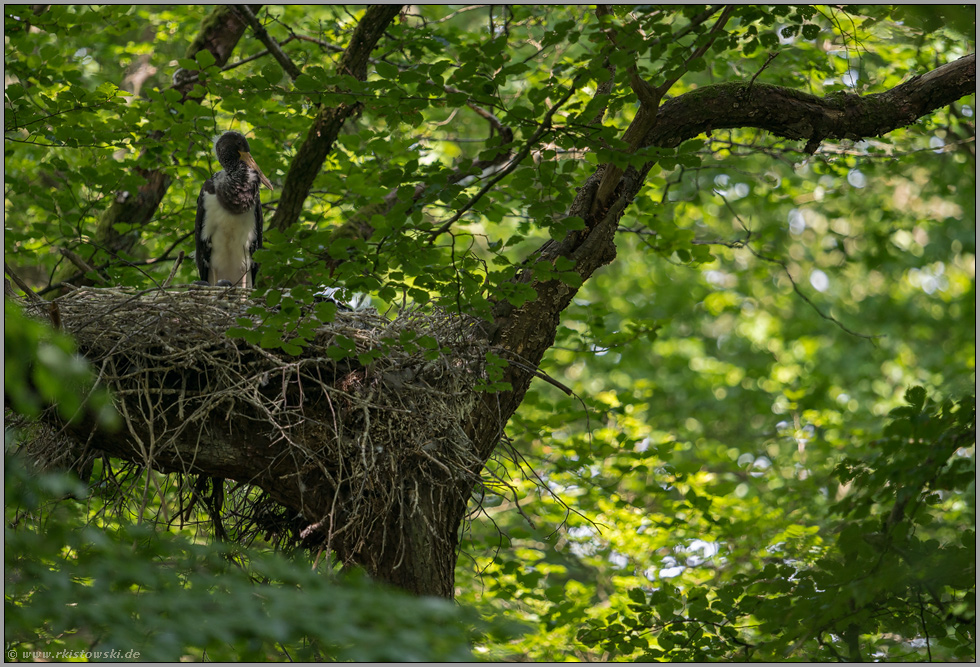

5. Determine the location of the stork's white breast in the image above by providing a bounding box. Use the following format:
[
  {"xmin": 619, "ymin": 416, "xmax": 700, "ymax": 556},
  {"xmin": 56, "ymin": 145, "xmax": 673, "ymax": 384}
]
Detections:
[{"xmin": 201, "ymin": 192, "xmax": 257, "ymax": 288}]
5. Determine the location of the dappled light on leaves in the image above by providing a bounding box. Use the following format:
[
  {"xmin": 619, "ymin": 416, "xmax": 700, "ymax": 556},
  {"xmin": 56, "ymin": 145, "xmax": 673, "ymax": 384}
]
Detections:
[{"xmin": 5, "ymin": 4, "xmax": 975, "ymax": 663}]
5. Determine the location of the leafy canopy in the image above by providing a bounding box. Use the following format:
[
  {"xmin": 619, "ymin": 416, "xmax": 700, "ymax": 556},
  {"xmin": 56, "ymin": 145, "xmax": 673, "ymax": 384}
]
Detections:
[{"xmin": 4, "ymin": 4, "xmax": 975, "ymax": 662}]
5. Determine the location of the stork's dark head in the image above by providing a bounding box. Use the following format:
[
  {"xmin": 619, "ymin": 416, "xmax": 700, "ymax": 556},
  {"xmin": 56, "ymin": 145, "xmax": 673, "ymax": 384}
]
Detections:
[{"xmin": 214, "ymin": 131, "xmax": 273, "ymax": 190}]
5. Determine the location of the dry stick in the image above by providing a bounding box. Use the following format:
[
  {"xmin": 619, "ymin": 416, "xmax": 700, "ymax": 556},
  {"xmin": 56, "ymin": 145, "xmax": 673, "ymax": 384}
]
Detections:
[
  {"xmin": 748, "ymin": 51, "xmax": 780, "ymax": 90},
  {"xmin": 290, "ymin": 33, "xmax": 344, "ymax": 54},
  {"xmin": 429, "ymin": 5, "xmax": 483, "ymax": 24},
  {"xmin": 40, "ymin": 231, "xmax": 194, "ymax": 296},
  {"xmin": 442, "ymin": 83, "xmax": 509, "ymax": 135},
  {"xmin": 165, "ymin": 36, "xmax": 301, "ymax": 92},
  {"xmin": 497, "ymin": 436, "xmax": 596, "ymax": 536},
  {"xmin": 479, "ymin": 463, "xmax": 537, "ymax": 529},
  {"xmin": 4, "ymin": 262, "xmax": 42, "ymax": 302},
  {"xmin": 493, "ymin": 349, "xmax": 574, "ymax": 395}
]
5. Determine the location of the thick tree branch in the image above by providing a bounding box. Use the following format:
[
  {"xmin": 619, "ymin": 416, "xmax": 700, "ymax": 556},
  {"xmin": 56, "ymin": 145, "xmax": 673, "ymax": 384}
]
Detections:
[
  {"xmin": 594, "ymin": 6, "xmax": 657, "ymax": 110},
  {"xmin": 641, "ymin": 53, "xmax": 976, "ymax": 154},
  {"xmin": 59, "ymin": 248, "xmax": 105, "ymax": 284},
  {"xmin": 270, "ymin": 5, "xmax": 403, "ymax": 233},
  {"xmin": 5, "ymin": 263, "xmax": 43, "ymax": 303}
]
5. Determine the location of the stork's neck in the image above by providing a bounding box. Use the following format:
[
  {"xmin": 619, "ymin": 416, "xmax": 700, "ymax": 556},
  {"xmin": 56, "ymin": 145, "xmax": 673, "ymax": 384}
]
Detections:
[{"xmin": 214, "ymin": 165, "xmax": 261, "ymax": 215}]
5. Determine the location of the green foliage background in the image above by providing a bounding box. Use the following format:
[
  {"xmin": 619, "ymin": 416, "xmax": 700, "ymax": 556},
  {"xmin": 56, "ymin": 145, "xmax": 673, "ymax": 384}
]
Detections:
[{"xmin": 4, "ymin": 4, "xmax": 975, "ymax": 661}]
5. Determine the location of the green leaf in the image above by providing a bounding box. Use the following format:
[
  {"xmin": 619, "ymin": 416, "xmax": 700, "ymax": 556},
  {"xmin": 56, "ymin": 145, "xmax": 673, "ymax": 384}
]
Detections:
[
  {"xmin": 375, "ymin": 60, "xmax": 399, "ymax": 79},
  {"xmin": 295, "ymin": 73, "xmax": 318, "ymax": 91},
  {"xmin": 195, "ymin": 49, "xmax": 216, "ymax": 69},
  {"xmin": 904, "ymin": 385, "xmax": 927, "ymax": 413},
  {"xmin": 417, "ymin": 335, "xmax": 438, "ymax": 350},
  {"xmin": 261, "ymin": 63, "xmax": 282, "ymax": 85}
]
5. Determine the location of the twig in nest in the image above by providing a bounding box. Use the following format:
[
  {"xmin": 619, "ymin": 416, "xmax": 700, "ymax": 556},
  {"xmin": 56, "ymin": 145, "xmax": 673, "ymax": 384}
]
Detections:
[{"xmin": 162, "ymin": 251, "xmax": 185, "ymax": 288}]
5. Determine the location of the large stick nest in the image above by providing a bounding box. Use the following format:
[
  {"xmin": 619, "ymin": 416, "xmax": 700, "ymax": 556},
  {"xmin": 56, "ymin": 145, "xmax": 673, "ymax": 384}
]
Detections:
[{"xmin": 17, "ymin": 285, "xmax": 492, "ymax": 555}]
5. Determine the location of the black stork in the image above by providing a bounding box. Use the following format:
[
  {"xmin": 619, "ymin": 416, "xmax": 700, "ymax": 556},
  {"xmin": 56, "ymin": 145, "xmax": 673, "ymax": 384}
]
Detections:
[{"xmin": 194, "ymin": 131, "xmax": 273, "ymax": 288}]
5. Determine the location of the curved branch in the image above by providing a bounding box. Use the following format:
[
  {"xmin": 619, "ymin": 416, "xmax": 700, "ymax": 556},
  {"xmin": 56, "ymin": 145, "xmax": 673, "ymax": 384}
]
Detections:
[
  {"xmin": 591, "ymin": 6, "xmax": 736, "ymax": 215},
  {"xmin": 644, "ymin": 53, "xmax": 976, "ymax": 153}
]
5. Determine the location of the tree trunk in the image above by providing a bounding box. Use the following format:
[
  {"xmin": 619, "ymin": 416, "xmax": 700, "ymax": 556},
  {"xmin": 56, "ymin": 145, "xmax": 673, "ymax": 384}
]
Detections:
[{"xmin": 351, "ymin": 479, "xmax": 469, "ymax": 597}]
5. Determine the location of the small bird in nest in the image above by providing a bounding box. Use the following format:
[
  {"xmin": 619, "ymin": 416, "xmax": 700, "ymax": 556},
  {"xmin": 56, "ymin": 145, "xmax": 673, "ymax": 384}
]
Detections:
[{"xmin": 194, "ymin": 131, "xmax": 273, "ymax": 288}]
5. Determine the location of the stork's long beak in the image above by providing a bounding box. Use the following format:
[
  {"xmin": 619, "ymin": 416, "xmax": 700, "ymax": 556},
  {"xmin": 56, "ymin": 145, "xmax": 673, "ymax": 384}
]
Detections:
[{"xmin": 240, "ymin": 150, "xmax": 274, "ymax": 190}]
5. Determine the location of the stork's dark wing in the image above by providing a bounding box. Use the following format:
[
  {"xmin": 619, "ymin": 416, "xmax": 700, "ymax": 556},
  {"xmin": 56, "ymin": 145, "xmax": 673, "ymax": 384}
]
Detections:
[
  {"xmin": 250, "ymin": 199, "xmax": 263, "ymax": 287},
  {"xmin": 194, "ymin": 177, "xmax": 215, "ymax": 283}
]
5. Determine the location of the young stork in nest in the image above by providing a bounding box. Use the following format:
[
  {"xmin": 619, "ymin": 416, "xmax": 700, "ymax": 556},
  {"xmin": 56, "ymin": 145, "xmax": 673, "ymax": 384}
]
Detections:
[{"xmin": 195, "ymin": 131, "xmax": 273, "ymax": 288}]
